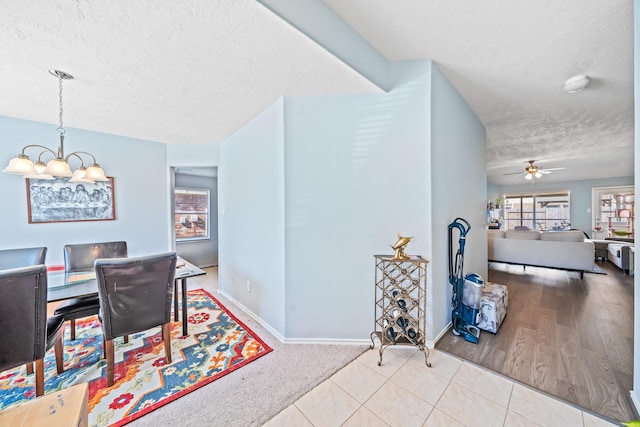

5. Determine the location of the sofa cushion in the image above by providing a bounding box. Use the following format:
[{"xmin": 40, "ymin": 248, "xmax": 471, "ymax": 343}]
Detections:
[
  {"xmin": 487, "ymin": 230, "xmax": 505, "ymax": 239},
  {"xmin": 505, "ymin": 230, "xmax": 540, "ymax": 240},
  {"xmin": 608, "ymin": 242, "xmax": 633, "ymax": 257},
  {"xmin": 608, "ymin": 243, "xmax": 624, "ymax": 258},
  {"xmin": 539, "ymin": 230, "xmax": 585, "ymax": 242},
  {"xmin": 488, "ymin": 238, "xmax": 595, "ymax": 272}
]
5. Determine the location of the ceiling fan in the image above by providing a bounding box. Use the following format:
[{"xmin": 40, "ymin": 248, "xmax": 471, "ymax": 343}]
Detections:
[{"xmin": 503, "ymin": 160, "xmax": 565, "ymax": 181}]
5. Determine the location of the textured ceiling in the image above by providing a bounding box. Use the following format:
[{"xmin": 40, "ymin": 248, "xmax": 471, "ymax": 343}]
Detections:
[
  {"xmin": 0, "ymin": 1, "xmax": 380, "ymax": 145},
  {"xmin": 1, "ymin": 1, "xmax": 634, "ymax": 185},
  {"xmin": 323, "ymin": 0, "xmax": 634, "ymax": 185}
]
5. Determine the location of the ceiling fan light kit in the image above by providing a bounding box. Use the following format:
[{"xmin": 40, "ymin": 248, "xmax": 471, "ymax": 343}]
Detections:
[
  {"xmin": 502, "ymin": 160, "xmax": 565, "ymax": 182},
  {"xmin": 524, "ymin": 161, "xmax": 543, "ymax": 182},
  {"xmin": 563, "ymin": 75, "xmax": 590, "ymax": 93}
]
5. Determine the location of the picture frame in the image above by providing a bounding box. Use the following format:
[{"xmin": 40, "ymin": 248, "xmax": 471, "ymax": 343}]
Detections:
[{"xmin": 26, "ymin": 177, "xmax": 116, "ymax": 223}]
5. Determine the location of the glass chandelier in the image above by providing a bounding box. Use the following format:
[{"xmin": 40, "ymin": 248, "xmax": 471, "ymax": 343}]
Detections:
[{"xmin": 2, "ymin": 70, "xmax": 107, "ymax": 183}]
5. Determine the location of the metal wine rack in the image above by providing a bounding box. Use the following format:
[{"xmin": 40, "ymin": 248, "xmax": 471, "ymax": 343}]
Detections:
[{"xmin": 370, "ymin": 254, "xmax": 431, "ymax": 367}]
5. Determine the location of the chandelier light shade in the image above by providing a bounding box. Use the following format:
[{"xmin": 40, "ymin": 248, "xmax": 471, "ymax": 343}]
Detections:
[
  {"xmin": 84, "ymin": 163, "xmax": 109, "ymax": 181},
  {"xmin": 69, "ymin": 167, "xmax": 91, "ymax": 183},
  {"xmin": 43, "ymin": 157, "xmax": 73, "ymax": 177},
  {"xmin": 3, "ymin": 155, "xmax": 38, "ymax": 175},
  {"xmin": 2, "ymin": 70, "xmax": 108, "ymax": 182}
]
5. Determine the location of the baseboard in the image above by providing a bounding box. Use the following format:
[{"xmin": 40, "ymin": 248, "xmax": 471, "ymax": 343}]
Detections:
[
  {"xmin": 429, "ymin": 321, "xmax": 453, "ymax": 348},
  {"xmin": 630, "ymin": 390, "xmax": 640, "ymax": 418},
  {"xmin": 217, "ymin": 290, "xmax": 383, "ymax": 346},
  {"xmin": 283, "ymin": 337, "xmax": 372, "ymax": 345},
  {"xmin": 217, "ymin": 290, "xmax": 286, "ymax": 344}
]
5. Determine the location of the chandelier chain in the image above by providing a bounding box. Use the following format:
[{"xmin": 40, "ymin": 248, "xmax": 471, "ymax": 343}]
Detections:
[{"xmin": 57, "ymin": 75, "xmax": 65, "ymax": 135}]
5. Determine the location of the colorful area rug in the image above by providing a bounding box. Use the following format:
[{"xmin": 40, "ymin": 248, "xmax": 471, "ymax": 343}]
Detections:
[{"xmin": 0, "ymin": 289, "xmax": 272, "ymax": 426}]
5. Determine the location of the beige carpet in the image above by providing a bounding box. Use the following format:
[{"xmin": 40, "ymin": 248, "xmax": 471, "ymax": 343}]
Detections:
[{"xmin": 127, "ymin": 290, "xmax": 368, "ymax": 427}]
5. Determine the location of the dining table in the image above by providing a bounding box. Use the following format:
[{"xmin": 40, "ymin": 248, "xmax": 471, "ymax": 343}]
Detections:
[{"xmin": 47, "ymin": 256, "xmax": 206, "ymax": 336}]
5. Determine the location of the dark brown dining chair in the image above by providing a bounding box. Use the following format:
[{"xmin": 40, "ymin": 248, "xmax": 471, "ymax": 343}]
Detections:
[
  {"xmin": 0, "ymin": 265, "xmax": 64, "ymax": 397},
  {"xmin": 54, "ymin": 241, "xmax": 127, "ymax": 340},
  {"xmin": 0, "ymin": 247, "xmax": 47, "ymax": 270},
  {"xmin": 95, "ymin": 252, "xmax": 177, "ymax": 386}
]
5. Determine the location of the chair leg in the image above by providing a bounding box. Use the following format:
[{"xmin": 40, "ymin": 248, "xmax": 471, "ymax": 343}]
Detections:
[
  {"xmin": 70, "ymin": 319, "xmax": 76, "ymax": 341},
  {"xmin": 105, "ymin": 339, "xmax": 115, "ymax": 387},
  {"xmin": 25, "ymin": 362, "xmax": 33, "ymax": 375},
  {"xmin": 35, "ymin": 358, "xmax": 44, "ymax": 397},
  {"xmin": 54, "ymin": 337, "xmax": 64, "ymax": 374},
  {"xmin": 162, "ymin": 323, "xmax": 172, "ymax": 364}
]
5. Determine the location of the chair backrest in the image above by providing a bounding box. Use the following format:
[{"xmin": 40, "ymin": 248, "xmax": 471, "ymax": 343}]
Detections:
[
  {"xmin": 514, "ymin": 226, "xmax": 530, "ymax": 231},
  {"xmin": 0, "ymin": 265, "xmax": 47, "ymax": 371},
  {"xmin": 95, "ymin": 252, "xmax": 177, "ymax": 340},
  {"xmin": 0, "ymin": 247, "xmax": 47, "ymax": 270},
  {"xmin": 64, "ymin": 241, "xmax": 128, "ymax": 273}
]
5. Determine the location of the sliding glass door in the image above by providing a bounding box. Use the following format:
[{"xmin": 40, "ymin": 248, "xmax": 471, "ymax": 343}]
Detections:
[{"xmin": 503, "ymin": 192, "xmax": 570, "ymax": 231}]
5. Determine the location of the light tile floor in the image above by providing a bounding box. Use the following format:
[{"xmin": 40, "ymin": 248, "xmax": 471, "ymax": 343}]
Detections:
[
  {"xmin": 264, "ymin": 343, "xmax": 620, "ymax": 427},
  {"xmin": 195, "ymin": 268, "xmax": 620, "ymax": 427}
]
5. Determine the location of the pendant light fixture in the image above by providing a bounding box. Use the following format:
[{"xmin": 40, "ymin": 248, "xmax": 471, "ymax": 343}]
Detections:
[{"xmin": 2, "ymin": 70, "xmax": 108, "ymax": 182}]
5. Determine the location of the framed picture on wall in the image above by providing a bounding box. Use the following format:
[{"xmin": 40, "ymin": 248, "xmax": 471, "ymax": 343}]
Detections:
[{"xmin": 25, "ymin": 177, "xmax": 116, "ymax": 223}]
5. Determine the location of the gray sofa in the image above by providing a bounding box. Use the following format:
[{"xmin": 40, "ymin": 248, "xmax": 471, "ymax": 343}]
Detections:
[{"xmin": 488, "ymin": 229, "xmax": 595, "ymax": 278}]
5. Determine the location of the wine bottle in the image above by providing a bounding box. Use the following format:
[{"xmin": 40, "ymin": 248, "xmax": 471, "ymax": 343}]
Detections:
[
  {"xmin": 392, "ymin": 290, "xmax": 408, "ymax": 312},
  {"xmin": 385, "ymin": 327, "xmax": 397, "ymax": 345},
  {"xmin": 407, "ymin": 328, "xmax": 419, "ymax": 345},
  {"xmin": 397, "ymin": 316, "xmax": 408, "ymax": 333}
]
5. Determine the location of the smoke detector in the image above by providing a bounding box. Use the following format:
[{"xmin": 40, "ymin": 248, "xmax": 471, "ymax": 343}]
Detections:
[{"xmin": 563, "ymin": 75, "xmax": 590, "ymax": 93}]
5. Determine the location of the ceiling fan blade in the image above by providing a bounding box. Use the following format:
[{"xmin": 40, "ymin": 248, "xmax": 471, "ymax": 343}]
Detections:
[{"xmin": 502, "ymin": 162, "xmax": 564, "ymax": 177}]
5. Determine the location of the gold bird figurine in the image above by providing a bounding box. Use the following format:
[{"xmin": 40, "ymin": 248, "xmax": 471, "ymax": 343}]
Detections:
[{"xmin": 391, "ymin": 233, "xmax": 412, "ymax": 260}]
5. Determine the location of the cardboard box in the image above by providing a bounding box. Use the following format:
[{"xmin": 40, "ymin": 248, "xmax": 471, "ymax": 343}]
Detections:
[{"xmin": 0, "ymin": 382, "xmax": 88, "ymax": 427}]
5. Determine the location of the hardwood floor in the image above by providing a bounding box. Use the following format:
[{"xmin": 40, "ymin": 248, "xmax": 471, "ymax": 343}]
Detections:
[{"xmin": 436, "ymin": 260, "xmax": 635, "ymax": 423}]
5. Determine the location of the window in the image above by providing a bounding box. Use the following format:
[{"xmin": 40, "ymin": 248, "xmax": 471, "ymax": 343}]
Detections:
[
  {"xmin": 592, "ymin": 186, "xmax": 634, "ymax": 238},
  {"xmin": 503, "ymin": 192, "xmax": 570, "ymax": 231},
  {"xmin": 175, "ymin": 188, "xmax": 209, "ymax": 241}
]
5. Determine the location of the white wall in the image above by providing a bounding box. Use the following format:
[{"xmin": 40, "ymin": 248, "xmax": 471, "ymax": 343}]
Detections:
[
  {"xmin": 283, "ymin": 61, "xmax": 432, "ymax": 341},
  {"xmin": 218, "ymin": 99, "xmax": 286, "ymax": 338},
  {"xmin": 167, "ymin": 143, "xmax": 220, "ymax": 167},
  {"xmin": 631, "ymin": 0, "xmax": 640, "ymax": 413},
  {"xmin": 216, "ymin": 61, "xmax": 484, "ymax": 343},
  {"xmin": 258, "ymin": 0, "xmax": 389, "ymax": 91},
  {"xmin": 430, "ymin": 64, "xmax": 487, "ymax": 340},
  {"xmin": 0, "ymin": 116, "xmax": 171, "ymax": 265}
]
